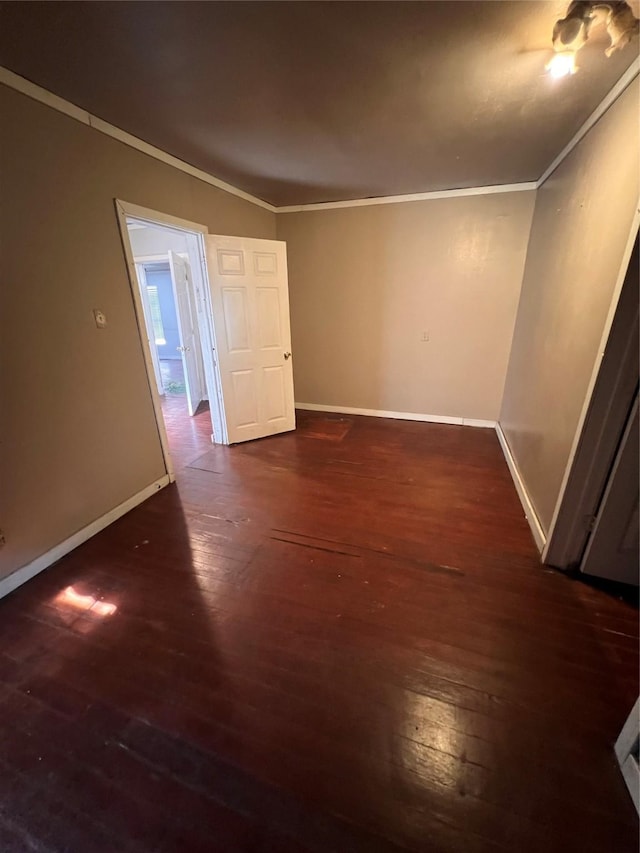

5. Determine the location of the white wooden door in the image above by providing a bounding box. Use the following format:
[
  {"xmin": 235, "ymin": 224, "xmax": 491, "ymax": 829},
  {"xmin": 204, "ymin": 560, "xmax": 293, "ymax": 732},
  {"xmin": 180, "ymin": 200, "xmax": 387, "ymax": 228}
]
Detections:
[
  {"xmin": 581, "ymin": 394, "xmax": 639, "ymax": 585},
  {"xmin": 204, "ymin": 235, "xmax": 295, "ymax": 444},
  {"xmin": 168, "ymin": 250, "xmax": 203, "ymax": 417}
]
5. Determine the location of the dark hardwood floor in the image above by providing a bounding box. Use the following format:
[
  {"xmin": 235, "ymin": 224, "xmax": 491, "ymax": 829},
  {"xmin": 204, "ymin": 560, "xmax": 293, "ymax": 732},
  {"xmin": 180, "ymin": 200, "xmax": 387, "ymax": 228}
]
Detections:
[{"xmin": 1, "ymin": 401, "xmax": 638, "ymax": 852}]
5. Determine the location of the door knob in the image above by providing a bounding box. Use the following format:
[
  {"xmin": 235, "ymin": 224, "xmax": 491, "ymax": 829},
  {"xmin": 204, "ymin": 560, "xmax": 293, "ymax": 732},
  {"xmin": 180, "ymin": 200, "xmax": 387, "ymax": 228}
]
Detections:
[{"xmin": 284, "ymin": 352, "xmax": 292, "ymax": 360}]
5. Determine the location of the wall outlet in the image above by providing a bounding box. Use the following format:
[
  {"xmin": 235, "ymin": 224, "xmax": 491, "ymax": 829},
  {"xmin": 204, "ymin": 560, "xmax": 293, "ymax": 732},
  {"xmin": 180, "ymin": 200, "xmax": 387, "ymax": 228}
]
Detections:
[
  {"xmin": 420, "ymin": 331, "xmax": 430, "ymax": 342},
  {"xmin": 93, "ymin": 309, "xmax": 107, "ymax": 329}
]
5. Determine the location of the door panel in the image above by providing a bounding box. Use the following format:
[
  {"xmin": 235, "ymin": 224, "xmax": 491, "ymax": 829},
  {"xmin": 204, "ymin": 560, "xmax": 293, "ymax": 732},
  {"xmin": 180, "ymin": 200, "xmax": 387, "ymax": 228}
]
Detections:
[
  {"xmin": 256, "ymin": 287, "xmax": 283, "ymax": 349},
  {"xmin": 231, "ymin": 370, "xmax": 259, "ymax": 427},
  {"xmin": 217, "ymin": 248, "xmax": 245, "ymax": 275},
  {"xmin": 205, "ymin": 235, "xmax": 295, "ymax": 444},
  {"xmin": 254, "ymin": 251, "xmax": 278, "ymax": 275},
  {"xmin": 263, "ymin": 366, "xmax": 287, "ymax": 422},
  {"xmin": 222, "ymin": 288, "xmax": 251, "ymax": 352},
  {"xmin": 168, "ymin": 250, "xmax": 203, "ymax": 417}
]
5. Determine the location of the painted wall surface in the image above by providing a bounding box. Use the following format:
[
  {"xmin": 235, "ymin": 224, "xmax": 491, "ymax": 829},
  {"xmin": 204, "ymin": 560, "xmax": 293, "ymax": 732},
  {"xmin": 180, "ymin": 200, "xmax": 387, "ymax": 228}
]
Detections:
[
  {"xmin": 144, "ymin": 266, "xmax": 180, "ymax": 360},
  {"xmin": 277, "ymin": 191, "xmax": 535, "ymax": 421},
  {"xmin": 500, "ymin": 80, "xmax": 640, "ymax": 534},
  {"xmin": 0, "ymin": 84, "xmax": 275, "ymax": 582}
]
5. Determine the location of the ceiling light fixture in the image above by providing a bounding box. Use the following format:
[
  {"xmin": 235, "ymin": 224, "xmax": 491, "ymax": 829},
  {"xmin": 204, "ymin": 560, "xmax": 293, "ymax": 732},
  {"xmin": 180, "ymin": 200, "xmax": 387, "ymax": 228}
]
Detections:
[
  {"xmin": 547, "ymin": 50, "xmax": 579, "ymax": 77},
  {"xmin": 547, "ymin": 1, "xmax": 639, "ymax": 77}
]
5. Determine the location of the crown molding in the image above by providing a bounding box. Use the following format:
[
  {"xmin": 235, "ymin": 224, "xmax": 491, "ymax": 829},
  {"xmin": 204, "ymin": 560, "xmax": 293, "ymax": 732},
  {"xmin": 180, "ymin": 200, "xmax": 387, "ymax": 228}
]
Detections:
[
  {"xmin": 0, "ymin": 65, "xmax": 536, "ymax": 214},
  {"xmin": 537, "ymin": 56, "xmax": 640, "ymax": 188},
  {"xmin": 282, "ymin": 55, "xmax": 639, "ymax": 213},
  {"xmin": 0, "ymin": 66, "xmax": 277, "ymax": 213},
  {"xmin": 2, "ymin": 57, "xmax": 638, "ymax": 213},
  {"xmin": 277, "ymin": 182, "xmax": 537, "ymax": 213}
]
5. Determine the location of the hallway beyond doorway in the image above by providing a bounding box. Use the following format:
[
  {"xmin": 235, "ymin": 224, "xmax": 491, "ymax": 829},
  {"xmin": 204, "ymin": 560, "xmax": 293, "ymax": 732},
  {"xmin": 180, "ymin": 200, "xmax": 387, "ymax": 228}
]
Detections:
[
  {"xmin": 160, "ymin": 358, "xmax": 187, "ymax": 395},
  {"xmin": 159, "ymin": 358, "xmax": 212, "ymax": 470}
]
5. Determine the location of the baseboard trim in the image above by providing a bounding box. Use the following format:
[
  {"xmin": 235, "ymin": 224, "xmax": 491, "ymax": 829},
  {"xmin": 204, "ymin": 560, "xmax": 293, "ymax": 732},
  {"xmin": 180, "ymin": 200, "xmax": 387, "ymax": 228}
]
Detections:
[
  {"xmin": 615, "ymin": 698, "xmax": 640, "ymax": 815},
  {"xmin": 0, "ymin": 475, "xmax": 170, "ymax": 602},
  {"xmin": 295, "ymin": 402, "xmax": 496, "ymax": 429},
  {"xmin": 620, "ymin": 756, "xmax": 640, "ymax": 815},
  {"xmin": 495, "ymin": 424, "xmax": 546, "ymax": 553}
]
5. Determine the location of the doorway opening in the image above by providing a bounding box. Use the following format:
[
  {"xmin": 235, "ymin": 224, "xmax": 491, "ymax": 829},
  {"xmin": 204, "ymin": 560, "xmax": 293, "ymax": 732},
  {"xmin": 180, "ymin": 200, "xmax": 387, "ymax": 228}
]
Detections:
[
  {"xmin": 135, "ymin": 257, "xmax": 203, "ymax": 406},
  {"xmin": 134, "ymin": 253, "xmax": 213, "ymax": 471},
  {"xmin": 116, "ymin": 199, "xmax": 297, "ymax": 474},
  {"xmin": 116, "ymin": 201, "xmax": 225, "ymax": 478}
]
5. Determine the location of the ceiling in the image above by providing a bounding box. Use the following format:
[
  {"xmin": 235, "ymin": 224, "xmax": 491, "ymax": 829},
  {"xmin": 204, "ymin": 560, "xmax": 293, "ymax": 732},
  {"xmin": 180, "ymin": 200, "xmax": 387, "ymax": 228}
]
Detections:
[{"xmin": 0, "ymin": 1, "xmax": 637, "ymax": 206}]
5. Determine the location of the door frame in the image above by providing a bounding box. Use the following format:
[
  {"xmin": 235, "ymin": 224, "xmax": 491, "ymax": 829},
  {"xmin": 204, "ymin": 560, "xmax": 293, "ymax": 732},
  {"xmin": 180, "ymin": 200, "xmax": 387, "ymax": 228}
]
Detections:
[
  {"xmin": 544, "ymin": 209, "xmax": 640, "ymax": 568},
  {"xmin": 114, "ymin": 199, "xmax": 227, "ymax": 479}
]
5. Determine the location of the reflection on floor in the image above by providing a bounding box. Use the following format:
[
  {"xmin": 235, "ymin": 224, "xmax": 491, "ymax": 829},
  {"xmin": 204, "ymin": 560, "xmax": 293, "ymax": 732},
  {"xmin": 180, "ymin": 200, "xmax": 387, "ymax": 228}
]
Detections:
[
  {"xmin": 0, "ymin": 408, "xmax": 638, "ymax": 851},
  {"xmin": 160, "ymin": 358, "xmax": 212, "ymax": 470}
]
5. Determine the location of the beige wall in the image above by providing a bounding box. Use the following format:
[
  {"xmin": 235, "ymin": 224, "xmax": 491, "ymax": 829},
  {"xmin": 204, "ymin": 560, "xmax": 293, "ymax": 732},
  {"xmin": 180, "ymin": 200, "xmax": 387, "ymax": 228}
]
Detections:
[
  {"xmin": 0, "ymin": 85, "xmax": 275, "ymax": 582},
  {"xmin": 277, "ymin": 191, "xmax": 535, "ymax": 421},
  {"xmin": 500, "ymin": 80, "xmax": 640, "ymax": 534}
]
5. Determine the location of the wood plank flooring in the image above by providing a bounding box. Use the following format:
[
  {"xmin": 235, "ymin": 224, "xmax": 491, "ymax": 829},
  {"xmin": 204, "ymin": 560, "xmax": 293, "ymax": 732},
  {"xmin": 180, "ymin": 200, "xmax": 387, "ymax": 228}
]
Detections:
[{"xmin": 0, "ymin": 405, "xmax": 638, "ymax": 852}]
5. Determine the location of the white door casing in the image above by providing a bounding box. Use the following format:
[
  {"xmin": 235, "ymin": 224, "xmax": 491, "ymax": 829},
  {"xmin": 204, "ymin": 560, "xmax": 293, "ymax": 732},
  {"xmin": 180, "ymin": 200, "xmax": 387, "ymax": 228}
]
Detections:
[
  {"xmin": 204, "ymin": 235, "xmax": 295, "ymax": 444},
  {"xmin": 168, "ymin": 250, "xmax": 204, "ymax": 417},
  {"xmin": 581, "ymin": 394, "xmax": 639, "ymax": 585}
]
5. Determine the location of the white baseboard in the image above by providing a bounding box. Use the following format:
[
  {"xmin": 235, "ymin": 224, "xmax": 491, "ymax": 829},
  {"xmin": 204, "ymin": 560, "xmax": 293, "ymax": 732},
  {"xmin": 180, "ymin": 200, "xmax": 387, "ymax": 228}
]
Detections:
[
  {"xmin": 295, "ymin": 402, "xmax": 496, "ymax": 429},
  {"xmin": 620, "ymin": 756, "xmax": 640, "ymax": 815},
  {"xmin": 615, "ymin": 698, "xmax": 640, "ymax": 815},
  {"xmin": 495, "ymin": 424, "xmax": 546, "ymax": 552},
  {"xmin": 0, "ymin": 475, "xmax": 170, "ymax": 601}
]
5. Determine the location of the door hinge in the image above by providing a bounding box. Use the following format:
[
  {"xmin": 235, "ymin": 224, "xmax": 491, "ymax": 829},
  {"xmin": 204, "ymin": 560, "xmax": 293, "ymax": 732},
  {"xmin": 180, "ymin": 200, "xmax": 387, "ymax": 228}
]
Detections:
[{"xmin": 585, "ymin": 514, "xmax": 597, "ymax": 532}]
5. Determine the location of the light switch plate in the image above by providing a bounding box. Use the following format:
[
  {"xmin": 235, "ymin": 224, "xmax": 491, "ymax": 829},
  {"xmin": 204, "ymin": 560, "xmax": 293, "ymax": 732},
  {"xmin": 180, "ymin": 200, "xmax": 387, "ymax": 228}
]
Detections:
[{"xmin": 93, "ymin": 309, "xmax": 107, "ymax": 329}]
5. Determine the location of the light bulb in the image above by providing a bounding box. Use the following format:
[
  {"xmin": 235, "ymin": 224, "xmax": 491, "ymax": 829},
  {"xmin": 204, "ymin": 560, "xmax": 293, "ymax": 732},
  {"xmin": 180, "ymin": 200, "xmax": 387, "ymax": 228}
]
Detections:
[{"xmin": 546, "ymin": 51, "xmax": 577, "ymax": 78}]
